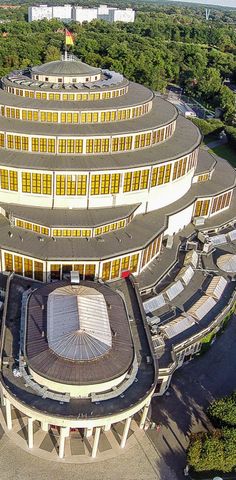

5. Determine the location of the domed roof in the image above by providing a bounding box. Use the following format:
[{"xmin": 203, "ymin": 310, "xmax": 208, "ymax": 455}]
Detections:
[
  {"xmin": 47, "ymin": 285, "xmax": 112, "ymax": 361},
  {"xmin": 31, "ymin": 59, "xmax": 101, "ymax": 77}
]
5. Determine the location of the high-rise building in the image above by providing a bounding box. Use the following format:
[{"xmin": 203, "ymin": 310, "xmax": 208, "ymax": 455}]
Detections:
[{"xmin": 28, "ymin": 4, "xmax": 136, "ymax": 23}]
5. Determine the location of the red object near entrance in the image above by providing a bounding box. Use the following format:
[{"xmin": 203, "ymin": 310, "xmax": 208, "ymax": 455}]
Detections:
[{"xmin": 121, "ymin": 270, "xmax": 131, "ymax": 278}]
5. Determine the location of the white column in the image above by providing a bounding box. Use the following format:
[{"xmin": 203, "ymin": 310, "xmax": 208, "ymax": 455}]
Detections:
[
  {"xmin": 120, "ymin": 416, "xmax": 132, "ymax": 449},
  {"xmin": 0, "ymin": 392, "xmax": 6, "ymax": 406},
  {"xmin": 59, "ymin": 426, "xmax": 69, "ymax": 459},
  {"xmin": 104, "ymin": 423, "xmax": 111, "ymax": 432},
  {"xmin": 5, "ymin": 398, "xmax": 12, "ymax": 430},
  {"xmin": 28, "ymin": 417, "xmax": 34, "ymax": 449},
  {"xmin": 91, "ymin": 427, "xmax": 101, "ymax": 458},
  {"xmin": 85, "ymin": 427, "xmax": 93, "ymax": 438},
  {"xmin": 41, "ymin": 421, "xmax": 49, "ymax": 432},
  {"xmin": 139, "ymin": 402, "xmax": 150, "ymax": 429}
]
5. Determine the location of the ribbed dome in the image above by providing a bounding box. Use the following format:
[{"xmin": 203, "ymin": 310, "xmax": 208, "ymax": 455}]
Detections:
[
  {"xmin": 47, "ymin": 285, "xmax": 112, "ymax": 361},
  {"xmin": 31, "ymin": 59, "xmax": 101, "ymax": 77}
]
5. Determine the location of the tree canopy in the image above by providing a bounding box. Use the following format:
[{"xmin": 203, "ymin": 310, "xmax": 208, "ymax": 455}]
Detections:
[{"xmin": 0, "ymin": 3, "xmax": 234, "ymax": 122}]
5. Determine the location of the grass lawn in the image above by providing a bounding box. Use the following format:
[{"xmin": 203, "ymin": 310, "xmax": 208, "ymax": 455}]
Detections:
[{"xmin": 209, "ymin": 144, "xmax": 236, "ymax": 168}]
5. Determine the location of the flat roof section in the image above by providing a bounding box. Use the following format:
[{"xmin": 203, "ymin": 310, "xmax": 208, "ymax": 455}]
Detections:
[
  {"xmin": 0, "ymin": 203, "xmax": 139, "ymax": 228},
  {"xmin": 25, "ymin": 280, "xmax": 134, "ymax": 385},
  {"xmin": 0, "ymin": 81, "xmax": 150, "ymax": 110},
  {"xmin": 0, "ymin": 115, "xmax": 200, "ymax": 171},
  {"xmin": 0, "ymin": 96, "xmax": 177, "ymax": 136}
]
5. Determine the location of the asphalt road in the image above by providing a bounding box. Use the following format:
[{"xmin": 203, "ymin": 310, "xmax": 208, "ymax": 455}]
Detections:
[{"xmin": 148, "ymin": 314, "xmax": 236, "ymax": 479}]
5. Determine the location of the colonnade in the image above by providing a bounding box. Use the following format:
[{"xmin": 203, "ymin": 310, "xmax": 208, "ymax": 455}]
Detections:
[{"xmin": 2, "ymin": 396, "xmax": 151, "ymax": 459}]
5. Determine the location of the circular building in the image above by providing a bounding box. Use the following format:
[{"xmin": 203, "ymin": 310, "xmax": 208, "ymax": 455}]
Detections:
[
  {"xmin": 0, "ymin": 53, "xmax": 235, "ymax": 460},
  {"xmin": 0, "ymin": 55, "xmax": 234, "ymax": 286}
]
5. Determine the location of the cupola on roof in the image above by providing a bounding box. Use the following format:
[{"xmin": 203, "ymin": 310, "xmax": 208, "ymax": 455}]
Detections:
[{"xmin": 31, "ymin": 59, "xmax": 101, "ymax": 77}]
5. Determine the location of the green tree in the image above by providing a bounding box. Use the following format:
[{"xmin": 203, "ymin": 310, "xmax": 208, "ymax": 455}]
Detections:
[{"xmin": 44, "ymin": 45, "xmax": 61, "ymax": 63}]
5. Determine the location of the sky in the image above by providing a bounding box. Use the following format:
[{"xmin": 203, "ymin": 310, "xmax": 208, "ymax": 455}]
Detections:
[{"xmin": 170, "ymin": 0, "xmax": 236, "ymax": 7}]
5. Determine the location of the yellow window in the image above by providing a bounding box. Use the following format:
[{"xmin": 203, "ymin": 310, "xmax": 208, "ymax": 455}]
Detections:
[
  {"xmin": 95, "ymin": 227, "xmax": 102, "ymax": 236},
  {"xmin": 22, "ymin": 172, "xmax": 31, "ymax": 193},
  {"xmin": 25, "ymin": 222, "xmax": 32, "ymax": 230},
  {"xmin": 52, "ymin": 112, "xmax": 58, "ymax": 122},
  {"xmin": 67, "ymin": 139, "xmax": 74, "ymax": 154},
  {"xmin": 130, "ymin": 253, "xmax": 139, "ymax": 273},
  {"xmin": 24, "ymin": 258, "xmax": 33, "ymax": 278},
  {"xmin": 56, "ymin": 175, "xmax": 65, "ymax": 195},
  {"xmin": 151, "ymin": 167, "xmax": 158, "ymax": 187},
  {"xmin": 121, "ymin": 256, "xmax": 129, "ymax": 271},
  {"xmin": 32, "ymin": 173, "xmax": 42, "ymax": 194},
  {"xmin": 94, "ymin": 138, "xmax": 101, "ymax": 153},
  {"xmin": 164, "ymin": 164, "xmax": 171, "ymax": 183},
  {"xmin": 93, "ymin": 112, "xmax": 98, "ymax": 123},
  {"xmin": 75, "ymin": 139, "xmax": 83, "ymax": 153},
  {"xmin": 140, "ymin": 170, "xmax": 149, "ymax": 189},
  {"xmin": 102, "ymin": 262, "xmax": 111, "ymax": 281},
  {"xmin": 32, "ymin": 137, "xmax": 39, "ymax": 152},
  {"xmin": 33, "ymin": 111, "xmax": 39, "ymax": 121},
  {"xmin": 158, "ymin": 166, "xmax": 165, "ymax": 185},
  {"xmin": 67, "ymin": 175, "xmax": 76, "ymax": 195},
  {"xmin": 86, "ymin": 139, "xmax": 94, "ymax": 153},
  {"xmin": 33, "ymin": 224, "xmax": 40, "ymax": 233},
  {"xmin": 14, "ymin": 255, "xmax": 23, "ymax": 275},
  {"xmin": 112, "ymin": 137, "xmax": 119, "ymax": 152},
  {"xmin": 0, "ymin": 169, "xmax": 9, "ymax": 189},
  {"xmin": 77, "ymin": 175, "xmax": 87, "ymax": 195},
  {"xmin": 61, "ymin": 113, "xmax": 66, "ymax": 123},
  {"xmin": 9, "ymin": 171, "xmax": 18, "ymax": 191},
  {"xmin": 41, "ymin": 112, "xmax": 46, "ymax": 122},
  {"xmin": 34, "ymin": 261, "xmax": 43, "ymax": 281},
  {"xmin": 59, "ymin": 139, "xmax": 66, "ymax": 153},
  {"xmin": 16, "ymin": 219, "xmax": 24, "ymax": 228},
  {"xmin": 111, "ymin": 259, "xmax": 121, "ymax": 279},
  {"xmin": 123, "ymin": 172, "xmax": 132, "ymax": 192},
  {"xmin": 101, "ymin": 174, "xmax": 110, "ymax": 194},
  {"xmin": 0, "ymin": 133, "xmax": 4, "ymax": 147},
  {"xmin": 40, "ymin": 138, "xmax": 47, "ymax": 152},
  {"xmin": 4, "ymin": 252, "xmax": 13, "ymax": 271},
  {"xmin": 7, "ymin": 135, "xmax": 14, "ymax": 149},
  {"xmin": 72, "ymin": 113, "xmax": 78, "ymax": 123},
  {"xmin": 134, "ymin": 135, "xmax": 140, "ymax": 149},
  {"xmin": 91, "ymin": 175, "xmax": 100, "ymax": 195},
  {"xmin": 101, "ymin": 138, "xmax": 109, "ymax": 152},
  {"xmin": 22, "ymin": 136, "xmax": 29, "ymax": 151},
  {"xmin": 111, "ymin": 173, "xmax": 120, "ymax": 194},
  {"xmin": 41, "ymin": 227, "xmax": 49, "ymax": 235},
  {"xmin": 132, "ymin": 171, "xmax": 141, "ymax": 191},
  {"xmin": 48, "ymin": 138, "xmax": 55, "ymax": 153},
  {"xmin": 14, "ymin": 136, "xmax": 21, "ymax": 150}
]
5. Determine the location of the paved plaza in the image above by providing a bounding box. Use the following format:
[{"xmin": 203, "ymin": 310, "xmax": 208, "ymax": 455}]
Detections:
[{"xmin": 0, "ymin": 315, "xmax": 235, "ymax": 479}]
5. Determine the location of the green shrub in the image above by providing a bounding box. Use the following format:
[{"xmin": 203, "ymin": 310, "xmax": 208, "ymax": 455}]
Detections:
[
  {"xmin": 208, "ymin": 393, "xmax": 236, "ymax": 428},
  {"xmin": 188, "ymin": 429, "xmax": 236, "ymax": 473},
  {"xmin": 191, "ymin": 118, "xmax": 224, "ymax": 137}
]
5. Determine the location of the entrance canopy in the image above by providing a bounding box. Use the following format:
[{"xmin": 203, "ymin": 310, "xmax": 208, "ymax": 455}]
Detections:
[{"xmin": 47, "ymin": 285, "xmax": 112, "ymax": 361}]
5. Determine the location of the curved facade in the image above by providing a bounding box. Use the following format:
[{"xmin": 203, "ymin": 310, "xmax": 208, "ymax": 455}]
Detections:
[
  {"xmin": 0, "ymin": 55, "xmax": 234, "ymax": 286},
  {"xmin": 0, "ymin": 55, "xmax": 235, "ymax": 461}
]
